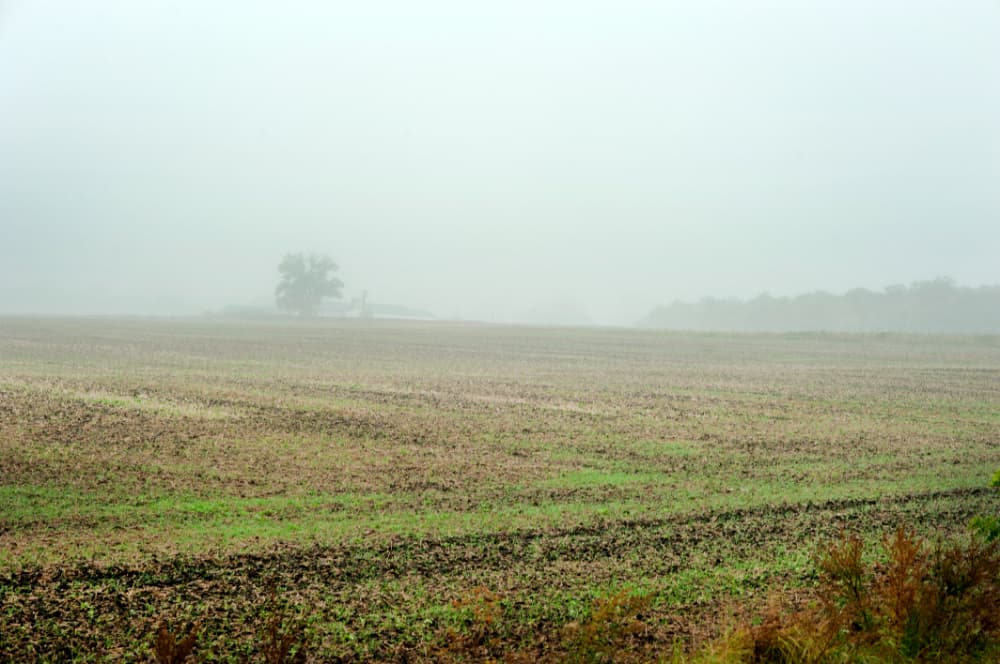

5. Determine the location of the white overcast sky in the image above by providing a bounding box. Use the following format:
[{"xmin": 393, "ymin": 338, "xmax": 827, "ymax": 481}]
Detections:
[{"xmin": 1, "ymin": 1, "xmax": 998, "ymax": 324}]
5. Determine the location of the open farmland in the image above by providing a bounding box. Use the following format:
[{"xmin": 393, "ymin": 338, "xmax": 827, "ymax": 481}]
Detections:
[{"xmin": 1, "ymin": 317, "xmax": 999, "ymax": 661}]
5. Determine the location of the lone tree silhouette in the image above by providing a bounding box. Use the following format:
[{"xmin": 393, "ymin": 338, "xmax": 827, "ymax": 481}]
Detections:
[{"xmin": 275, "ymin": 253, "xmax": 343, "ymax": 317}]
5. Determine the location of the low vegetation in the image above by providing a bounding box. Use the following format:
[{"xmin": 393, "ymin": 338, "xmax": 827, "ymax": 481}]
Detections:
[
  {"xmin": 1, "ymin": 318, "xmax": 998, "ymax": 660},
  {"xmin": 713, "ymin": 528, "xmax": 1000, "ymax": 662}
]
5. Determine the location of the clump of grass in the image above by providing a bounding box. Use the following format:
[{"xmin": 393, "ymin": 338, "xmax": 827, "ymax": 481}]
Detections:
[
  {"xmin": 434, "ymin": 586, "xmax": 654, "ymax": 663},
  {"xmin": 257, "ymin": 583, "xmax": 311, "ymax": 664},
  {"xmin": 971, "ymin": 516, "xmax": 1000, "ymax": 542},
  {"xmin": 710, "ymin": 527, "xmax": 1000, "ymax": 662},
  {"xmin": 970, "ymin": 467, "xmax": 1000, "ymax": 543},
  {"xmin": 149, "ymin": 586, "xmax": 309, "ymax": 664},
  {"xmin": 560, "ymin": 589, "xmax": 653, "ymax": 663}
]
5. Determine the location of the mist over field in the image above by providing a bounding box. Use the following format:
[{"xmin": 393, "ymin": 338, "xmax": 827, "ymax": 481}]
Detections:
[
  {"xmin": 1, "ymin": 1, "xmax": 998, "ymax": 326},
  {"xmin": 5, "ymin": 5, "xmax": 1000, "ymax": 658}
]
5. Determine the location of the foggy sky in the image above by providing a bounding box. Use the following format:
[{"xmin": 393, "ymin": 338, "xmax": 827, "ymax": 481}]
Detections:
[{"xmin": 1, "ymin": 1, "xmax": 998, "ymax": 326}]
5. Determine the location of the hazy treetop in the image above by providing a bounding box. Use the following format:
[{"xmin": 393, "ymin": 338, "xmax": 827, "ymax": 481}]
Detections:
[{"xmin": 1, "ymin": 1, "xmax": 997, "ymax": 325}]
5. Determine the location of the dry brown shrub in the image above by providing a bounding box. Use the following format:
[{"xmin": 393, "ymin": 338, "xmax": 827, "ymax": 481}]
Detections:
[
  {"xmin": 152, "ymin": 620, "xmax": 198, "ymax": 664},
  {"xmin": 435, "ymin": 586, "xmax": 509, "ymax": 661},
  {"xmin": 711, "ymin": 527, "xmax": 1000, "ymax": 663}
]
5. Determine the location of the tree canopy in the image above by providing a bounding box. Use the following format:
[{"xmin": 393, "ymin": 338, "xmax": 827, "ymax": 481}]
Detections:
[{"xmin": 275, "ymin": 253, "xmax": 343, "ymax": 317}]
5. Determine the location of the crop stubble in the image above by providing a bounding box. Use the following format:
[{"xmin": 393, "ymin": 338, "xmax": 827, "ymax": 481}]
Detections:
[{"xmin": 1, "ymin": 318, "xmax": 999, "ymax": 660}]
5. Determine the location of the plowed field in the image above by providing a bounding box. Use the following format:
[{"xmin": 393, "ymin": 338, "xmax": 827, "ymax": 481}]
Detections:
[{"xmin": 1, "ymin": 318, "xmax": 998, "ymax": 660}]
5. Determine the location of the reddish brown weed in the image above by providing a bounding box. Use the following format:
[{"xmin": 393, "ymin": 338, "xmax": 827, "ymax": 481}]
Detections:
[
  {"xmin": 725, "ymin": 527, "xmax": 1000, "ymax": 663},
  {"xmin": 152, "ymin": 620, "xmax": 198, "ymax": 664}
]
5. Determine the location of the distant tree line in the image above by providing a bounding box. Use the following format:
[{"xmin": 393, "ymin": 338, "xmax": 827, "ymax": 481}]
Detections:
[{"xmin": 639, "ymin": 278, "xmax": 1000, "ymax": 333}]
